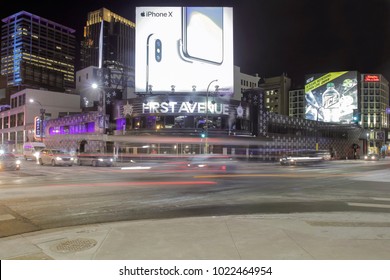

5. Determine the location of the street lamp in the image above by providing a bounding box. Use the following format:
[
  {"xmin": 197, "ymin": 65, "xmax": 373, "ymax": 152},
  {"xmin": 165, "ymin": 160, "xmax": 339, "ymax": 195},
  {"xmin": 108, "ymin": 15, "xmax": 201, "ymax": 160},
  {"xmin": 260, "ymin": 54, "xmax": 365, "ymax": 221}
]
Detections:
[
  {"xmin": 29, "ymin": 99, "xmax": 45, "ymax": 143},
  {"xmin": 205, "ymin": 79, "xmax": 218, "ymax": 154}
]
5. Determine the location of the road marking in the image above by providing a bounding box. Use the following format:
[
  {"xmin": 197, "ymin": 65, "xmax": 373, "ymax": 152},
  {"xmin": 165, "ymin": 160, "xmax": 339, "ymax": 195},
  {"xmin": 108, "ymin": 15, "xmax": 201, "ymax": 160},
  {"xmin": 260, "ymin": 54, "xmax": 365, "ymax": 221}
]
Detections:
[
  {"xmin": 307, "ymin": 221, "xmax": 390, "ymax": 227},
  {"xmin": 371, "ymin": 197, "xmax": 390, "ymax": 202},
  {"xmin": 0, "ymin": 214, "xmax": 16, "ymax": 221},
  {"xmin": 347, "ymin": 202, "xmax": 390, "ymax": 209}
]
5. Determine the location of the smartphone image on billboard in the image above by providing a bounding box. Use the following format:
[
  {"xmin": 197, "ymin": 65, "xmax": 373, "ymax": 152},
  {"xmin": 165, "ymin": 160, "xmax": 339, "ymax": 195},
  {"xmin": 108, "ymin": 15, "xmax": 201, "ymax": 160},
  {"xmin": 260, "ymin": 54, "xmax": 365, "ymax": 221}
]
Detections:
[
  {"xmin": 146, "ymin": 33, "xmax": 161, "ymax": 92},
  {"xmin": 146, "ymin": 33, "xmax": 177, "ymax": 93},
  {"xmin": 181, "ymin": 7, "xmax": 224, "ymax": 65}
]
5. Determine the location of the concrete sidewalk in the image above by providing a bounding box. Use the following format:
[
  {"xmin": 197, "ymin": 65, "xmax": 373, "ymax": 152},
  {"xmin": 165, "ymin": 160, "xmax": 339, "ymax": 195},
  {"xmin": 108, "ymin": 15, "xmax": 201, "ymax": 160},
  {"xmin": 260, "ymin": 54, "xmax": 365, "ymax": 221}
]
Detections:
[{"xmin": 1, "ymin": 212, "xmax": 390, "ymax": 260}]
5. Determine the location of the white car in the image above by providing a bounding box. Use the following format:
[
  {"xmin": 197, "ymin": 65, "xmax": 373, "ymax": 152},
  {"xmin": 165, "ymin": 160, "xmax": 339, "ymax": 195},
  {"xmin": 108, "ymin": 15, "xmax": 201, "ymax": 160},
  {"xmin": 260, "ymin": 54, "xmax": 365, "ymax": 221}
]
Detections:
[
  {"xmin": 364, "ymin": 153, "xmax": 379, "ymax": 161},
  {"xmin": 280, "ymin": 155, "xmax": 324, "ymax": 166},
  {"xmin": 38, "ymin": 148, "xmax": 74, "ymax": 166}
]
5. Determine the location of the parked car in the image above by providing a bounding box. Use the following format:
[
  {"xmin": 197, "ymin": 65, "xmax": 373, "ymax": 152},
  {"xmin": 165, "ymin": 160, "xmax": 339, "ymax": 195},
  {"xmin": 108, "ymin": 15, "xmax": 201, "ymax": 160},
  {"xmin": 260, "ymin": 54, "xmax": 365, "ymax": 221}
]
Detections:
[
  {"xmin": 76, "ymin": 153, "xmax": 114, "ymax": 167},
  {"xmin": 0, "ymin": 152, "xmax": 21, "ymax": 171},
  {"xmin": 364, "ymin": 153, "xmax": 379, "ymax": 161},
  {"xmin": 38, "ymin": 148, "xmax": 74, "ymax": 166}
]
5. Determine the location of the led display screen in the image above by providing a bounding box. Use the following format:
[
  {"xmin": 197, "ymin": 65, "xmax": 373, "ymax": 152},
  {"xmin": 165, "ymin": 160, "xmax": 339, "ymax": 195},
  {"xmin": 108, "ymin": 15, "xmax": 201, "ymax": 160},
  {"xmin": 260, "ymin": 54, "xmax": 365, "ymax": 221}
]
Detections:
[
  {"xmin": 135, "ymin": 7, "xmax": 234, "ymax": 95},
  {"xmin": 305, "ymin": 71, "xmax": 358, "ymax": 123}
]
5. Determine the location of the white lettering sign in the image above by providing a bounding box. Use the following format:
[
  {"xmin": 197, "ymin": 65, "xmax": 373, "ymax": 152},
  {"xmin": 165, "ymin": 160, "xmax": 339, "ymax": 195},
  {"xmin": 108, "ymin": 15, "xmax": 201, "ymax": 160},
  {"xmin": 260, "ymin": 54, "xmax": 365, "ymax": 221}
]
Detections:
[{"xmin": 142, "ymin": 101, "xmax": 230, "ymax": 115}]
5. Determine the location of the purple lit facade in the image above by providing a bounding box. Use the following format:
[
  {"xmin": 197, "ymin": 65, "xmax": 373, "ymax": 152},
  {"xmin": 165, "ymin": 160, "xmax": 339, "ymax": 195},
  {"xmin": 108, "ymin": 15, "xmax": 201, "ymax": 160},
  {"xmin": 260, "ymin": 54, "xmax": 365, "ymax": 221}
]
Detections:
[
  {"xmin": 42, "ymin": 112, "xmax": 103, "ymax": 153},
  {"xmin": 49, "ymin": 122, "xmax": 95, "ymax": 135}
]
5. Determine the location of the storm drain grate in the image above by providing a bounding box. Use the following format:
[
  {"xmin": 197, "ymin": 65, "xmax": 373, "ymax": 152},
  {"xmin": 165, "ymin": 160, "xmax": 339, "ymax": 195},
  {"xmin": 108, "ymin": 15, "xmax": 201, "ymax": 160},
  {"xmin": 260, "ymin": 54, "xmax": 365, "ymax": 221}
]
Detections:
[{"xmin": 55, "ymin": 238, "xmax": 97, "ymax": 253}]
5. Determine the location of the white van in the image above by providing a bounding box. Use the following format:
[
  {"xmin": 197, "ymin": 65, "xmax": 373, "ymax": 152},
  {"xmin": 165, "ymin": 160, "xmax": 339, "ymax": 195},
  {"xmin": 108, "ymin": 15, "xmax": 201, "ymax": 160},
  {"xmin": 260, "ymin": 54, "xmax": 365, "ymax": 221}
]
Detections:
[{"xmin": 23, "ymin": 142, "xmax": 46, "ymax": 160}]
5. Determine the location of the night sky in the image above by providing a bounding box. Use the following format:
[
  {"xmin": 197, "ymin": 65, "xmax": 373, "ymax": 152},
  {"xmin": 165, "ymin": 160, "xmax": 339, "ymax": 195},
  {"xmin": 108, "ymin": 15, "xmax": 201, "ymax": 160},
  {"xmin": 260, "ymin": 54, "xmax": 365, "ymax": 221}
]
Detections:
[{"xmin": 1, "ymin": 0, "xmax": 389, "ymax": 87}]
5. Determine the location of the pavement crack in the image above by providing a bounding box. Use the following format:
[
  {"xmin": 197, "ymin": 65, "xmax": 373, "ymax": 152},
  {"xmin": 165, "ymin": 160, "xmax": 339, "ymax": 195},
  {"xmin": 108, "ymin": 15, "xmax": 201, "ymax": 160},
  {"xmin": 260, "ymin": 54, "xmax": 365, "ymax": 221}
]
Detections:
[
  {"xmin": 224, "ymin": 219, "xmax": 242, "ymax": 259},
  {"xmin": 282, "ymin": 229, "xmax": 315, "ymax": 259}
]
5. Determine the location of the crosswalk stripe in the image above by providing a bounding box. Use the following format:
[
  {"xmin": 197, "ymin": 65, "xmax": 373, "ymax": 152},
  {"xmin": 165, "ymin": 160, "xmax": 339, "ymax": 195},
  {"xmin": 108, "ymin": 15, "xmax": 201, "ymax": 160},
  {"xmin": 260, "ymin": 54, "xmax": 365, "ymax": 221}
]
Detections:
[
  {"xmin": 371, "ymin": 197, "xmax": 390, "ymax": 202},
  {"xmin": 0, "ymin": 214, "xmax": 15, "ymax": 221},
  {"xmin": 347, "ymin": 202, "xmax": 390, "ymax": 209}
]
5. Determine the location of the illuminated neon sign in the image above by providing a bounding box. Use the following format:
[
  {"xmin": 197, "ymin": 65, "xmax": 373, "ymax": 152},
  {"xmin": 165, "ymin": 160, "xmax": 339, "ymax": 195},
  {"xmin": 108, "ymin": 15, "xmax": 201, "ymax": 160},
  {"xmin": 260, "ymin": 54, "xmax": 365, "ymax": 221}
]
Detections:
[
  {"xmin": 364, "ymin": 75, "xmax": 380, "ymax": 82},
  {"xmin": 142, "ymin": 101, "xmax": 230, "ymax": 115},
  {"xmin": 34, "ymin": 116, "xmax": 46, "ymax": 139}
]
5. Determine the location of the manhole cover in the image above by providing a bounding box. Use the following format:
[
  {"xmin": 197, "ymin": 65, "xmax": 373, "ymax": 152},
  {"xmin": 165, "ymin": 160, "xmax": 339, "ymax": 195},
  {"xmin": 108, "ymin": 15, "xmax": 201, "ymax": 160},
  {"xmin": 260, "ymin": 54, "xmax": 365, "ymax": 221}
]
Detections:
[{"xmin": 55, "ymin": 238, "xmax": 97, "ymax": 253}]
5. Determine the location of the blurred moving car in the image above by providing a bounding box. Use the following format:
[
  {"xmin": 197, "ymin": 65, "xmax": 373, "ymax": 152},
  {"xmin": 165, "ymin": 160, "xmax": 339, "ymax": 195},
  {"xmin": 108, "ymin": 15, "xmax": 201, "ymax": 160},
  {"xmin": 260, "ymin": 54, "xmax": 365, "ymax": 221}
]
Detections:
[
  {"xmin": 76, "ymin": 153, "xmax": 114, "ymax": 167},
  {"xmin": 280, "ymin": 155, "xmax": 324, "ymax": 166},
  {"xmin": 38, "ymin": 148, "xmax": 74, "ymax": 166},
  {"xmin": 279, "ymin": 150, "xmax": 330, "ymax": 166},
  {"xmin": 0, "ymin": 153, "xmax": 21, "ymax": 171},
  {"xmin": 187, "ymin": 155, "xmax": 237, "ymax": 172},
  {"xmin": 364, "ymin": 153, "xmax": 379, "ymax": 161}
]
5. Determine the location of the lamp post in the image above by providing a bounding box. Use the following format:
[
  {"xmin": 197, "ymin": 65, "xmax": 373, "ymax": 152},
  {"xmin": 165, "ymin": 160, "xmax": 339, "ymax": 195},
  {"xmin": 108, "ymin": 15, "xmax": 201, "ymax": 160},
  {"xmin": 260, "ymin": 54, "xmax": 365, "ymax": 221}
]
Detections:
[
  {"xmin": 29, "ymin": 99, "xmax": 45, "ymax": 143},
  {"xmin": 205, "ymin": 79, "xmax": 218, "ymax": 154}
]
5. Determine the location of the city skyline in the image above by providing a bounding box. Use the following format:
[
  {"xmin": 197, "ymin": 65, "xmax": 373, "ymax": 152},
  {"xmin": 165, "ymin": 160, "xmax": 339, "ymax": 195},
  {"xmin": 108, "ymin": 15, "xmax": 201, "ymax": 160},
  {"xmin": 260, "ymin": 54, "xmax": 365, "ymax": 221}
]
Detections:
[{"xmin": 1, "ymin": 0, "xmax": 389, "ymax": 86}]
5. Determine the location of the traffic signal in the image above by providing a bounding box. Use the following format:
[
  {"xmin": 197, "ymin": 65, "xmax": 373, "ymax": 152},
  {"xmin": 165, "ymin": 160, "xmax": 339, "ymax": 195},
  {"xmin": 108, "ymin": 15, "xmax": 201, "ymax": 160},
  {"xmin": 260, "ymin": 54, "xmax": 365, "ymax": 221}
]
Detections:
[{"xmin": 200, "ymin": 130, "xmax": 207, "ymax": 138}]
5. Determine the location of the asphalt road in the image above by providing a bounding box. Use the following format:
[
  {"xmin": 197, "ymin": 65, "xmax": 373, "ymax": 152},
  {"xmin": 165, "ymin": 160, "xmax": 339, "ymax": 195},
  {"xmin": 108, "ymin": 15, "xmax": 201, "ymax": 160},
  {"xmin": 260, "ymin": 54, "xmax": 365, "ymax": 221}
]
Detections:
[{"xmin": 1, "ymin": 158, "xmax": 390, "ymax": 237}]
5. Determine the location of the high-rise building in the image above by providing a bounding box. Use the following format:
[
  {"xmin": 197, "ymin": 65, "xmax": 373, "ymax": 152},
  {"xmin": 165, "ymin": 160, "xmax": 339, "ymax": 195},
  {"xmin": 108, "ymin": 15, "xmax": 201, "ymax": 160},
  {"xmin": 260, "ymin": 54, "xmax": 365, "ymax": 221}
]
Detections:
[
  {"xmin": 360, "ymin": 74, "xmax": 389, "ymax": 130},
  {"xmin": 1, "ymin": 11, "xmax": 76, "ymax": 93},
  {"xmin": 80, "ymin": 8, "xmax": 135, "ymax": 98},
  {"xmin": 360, "ymin": 73, "xmax": 389, "ymax": 152}
]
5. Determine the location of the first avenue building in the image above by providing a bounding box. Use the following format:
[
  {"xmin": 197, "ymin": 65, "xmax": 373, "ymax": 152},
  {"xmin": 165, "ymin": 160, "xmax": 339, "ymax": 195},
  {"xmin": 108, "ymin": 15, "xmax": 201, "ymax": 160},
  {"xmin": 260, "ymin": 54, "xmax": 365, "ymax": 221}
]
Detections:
[{"xmin": 38, "ymin": 88, "xmax": 363, "ymax": 161}]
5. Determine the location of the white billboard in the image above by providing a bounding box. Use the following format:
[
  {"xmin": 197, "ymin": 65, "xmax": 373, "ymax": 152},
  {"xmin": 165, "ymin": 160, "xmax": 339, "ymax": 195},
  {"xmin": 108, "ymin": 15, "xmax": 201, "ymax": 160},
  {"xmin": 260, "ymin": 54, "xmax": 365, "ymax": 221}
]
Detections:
[{"xmin": 135, "ymin": 7, "xmax": 234, "ymax": 95}]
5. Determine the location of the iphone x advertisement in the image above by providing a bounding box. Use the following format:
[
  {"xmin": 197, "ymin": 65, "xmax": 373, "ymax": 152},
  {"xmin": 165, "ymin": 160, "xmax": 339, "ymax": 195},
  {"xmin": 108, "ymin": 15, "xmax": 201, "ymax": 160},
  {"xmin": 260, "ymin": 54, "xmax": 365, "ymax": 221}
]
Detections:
[
  {"xmin": 305, "ymin": 71, "xmax": 358, "ymax": 123},
  {"xmin": 135, "ymin": 7, "xmax": 234, "ymax": 95}
]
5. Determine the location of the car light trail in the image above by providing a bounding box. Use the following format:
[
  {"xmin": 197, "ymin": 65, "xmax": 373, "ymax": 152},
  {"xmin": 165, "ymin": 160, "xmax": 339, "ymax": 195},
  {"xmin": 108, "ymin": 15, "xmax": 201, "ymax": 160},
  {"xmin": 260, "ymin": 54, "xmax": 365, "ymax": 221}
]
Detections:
[
  {"xmin": 121, "ymin": 166, "xmax": 152, "ymax": 170},
  {"xmin": 193, "ymin": 173, "xmax": 353, "ymax": 178}
]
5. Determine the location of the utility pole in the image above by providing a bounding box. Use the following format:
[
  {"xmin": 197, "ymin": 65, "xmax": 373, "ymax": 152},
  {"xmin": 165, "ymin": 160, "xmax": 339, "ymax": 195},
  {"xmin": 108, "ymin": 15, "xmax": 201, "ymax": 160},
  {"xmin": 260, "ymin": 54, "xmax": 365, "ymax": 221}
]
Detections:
[{"xmin": 205, "ymin": 79, "xmax": 218, "ymax": 154}]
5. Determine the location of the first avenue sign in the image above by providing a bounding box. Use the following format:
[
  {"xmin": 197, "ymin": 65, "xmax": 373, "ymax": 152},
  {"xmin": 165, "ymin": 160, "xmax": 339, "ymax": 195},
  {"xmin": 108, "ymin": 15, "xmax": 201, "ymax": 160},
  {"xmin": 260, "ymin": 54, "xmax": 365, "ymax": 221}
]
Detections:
[{"xmin": 142, "ymin": 101, "xmax": 230, "ymax": 115}]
